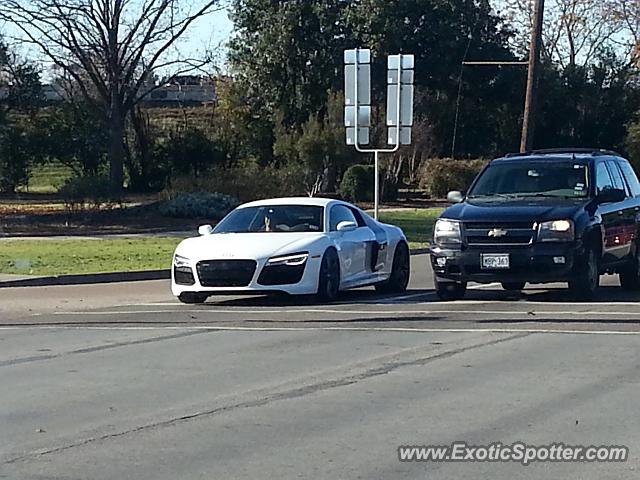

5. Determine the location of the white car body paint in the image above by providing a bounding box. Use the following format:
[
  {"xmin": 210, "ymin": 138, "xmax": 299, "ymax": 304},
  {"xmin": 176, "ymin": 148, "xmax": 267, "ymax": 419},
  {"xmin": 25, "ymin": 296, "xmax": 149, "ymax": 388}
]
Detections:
[{"xmin": 171, "ymin": 197, "xmax": 408, "ymax": 297}]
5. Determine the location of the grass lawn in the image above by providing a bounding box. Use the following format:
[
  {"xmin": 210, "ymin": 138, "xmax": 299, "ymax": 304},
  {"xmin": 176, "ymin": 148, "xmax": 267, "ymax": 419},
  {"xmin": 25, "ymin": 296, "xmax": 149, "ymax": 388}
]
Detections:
[
  {"xmin": 17, "ymin": 162, "xmax": 75, "ymax": 194},
  {"xmin": 378, "ymin": 208, "xmax": 442, "ymax": 250},
  {"xmin": 0, "ymin": 209, "xmax": 441, "ymax": 276},
  {"xmin": 0, "ymin": 237, "xmax": 182, "ymax": 276}
]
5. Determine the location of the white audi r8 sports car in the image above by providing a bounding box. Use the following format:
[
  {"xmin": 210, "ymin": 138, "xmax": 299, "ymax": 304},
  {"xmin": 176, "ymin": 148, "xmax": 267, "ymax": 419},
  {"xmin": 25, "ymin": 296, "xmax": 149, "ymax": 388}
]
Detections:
[{"xmin": 171, "ymin": 197, "xmax": 410, "ymax": 303}]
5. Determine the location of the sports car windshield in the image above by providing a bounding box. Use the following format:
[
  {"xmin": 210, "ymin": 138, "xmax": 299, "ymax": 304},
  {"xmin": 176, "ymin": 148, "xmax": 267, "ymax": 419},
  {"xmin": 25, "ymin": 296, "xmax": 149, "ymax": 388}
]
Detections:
[
  {"xmin": 469, "ymin": 161, "xmax": 589, "ymax": 199},
  {"xmin": 213, "ymin": 205, "xmax": 324, "ymax": 233}
]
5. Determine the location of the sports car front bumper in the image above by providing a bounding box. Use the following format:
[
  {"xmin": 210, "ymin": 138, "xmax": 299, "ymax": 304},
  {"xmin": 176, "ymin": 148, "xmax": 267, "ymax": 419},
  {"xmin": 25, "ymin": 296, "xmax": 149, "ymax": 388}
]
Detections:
[{"xmin": 171, "ymin": 256, "xmax": 323, "ymax": 296}]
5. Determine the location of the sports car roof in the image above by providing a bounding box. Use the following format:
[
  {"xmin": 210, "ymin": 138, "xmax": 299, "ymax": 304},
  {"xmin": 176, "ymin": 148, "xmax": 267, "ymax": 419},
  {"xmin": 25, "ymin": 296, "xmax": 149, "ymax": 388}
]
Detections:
[{"xmin": 239, "ymin": 197, "xmax": 337, "ymax": 209}]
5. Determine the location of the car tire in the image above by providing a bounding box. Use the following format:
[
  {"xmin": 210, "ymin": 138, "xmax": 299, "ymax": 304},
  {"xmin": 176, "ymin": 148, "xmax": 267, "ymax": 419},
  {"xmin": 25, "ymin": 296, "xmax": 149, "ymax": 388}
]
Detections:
[
  {"xmin": 317, "ymin": 248, "xmax": 340, "ymax": 302},
  {"xmin": 435, "ymin": 277, "xmax": 467, "ymax": 301},
  {"xmin": 178, "ymin": 292, "xmax": 209, "ymax": 304},
  {"xmin": 375, "ymin": 242, "xmax": 410, "ymax": 294},
  {"xmin": 568, "ymin": 247, "xmax": 600, "ymax": 300},
  {"xmin": 619, "ymin": 248, "xmax": 640, "ymax": 290},
  {"xmin": 502, "ymin": 282, "xmax": 526, "ymax": 291}
]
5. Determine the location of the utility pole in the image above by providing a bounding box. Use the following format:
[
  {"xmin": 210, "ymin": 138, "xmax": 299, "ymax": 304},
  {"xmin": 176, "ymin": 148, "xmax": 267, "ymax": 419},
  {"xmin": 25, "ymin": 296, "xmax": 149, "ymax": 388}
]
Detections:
[{"xmin": 520, "ymin": 0, "xmax": 545, "ymax": 153}]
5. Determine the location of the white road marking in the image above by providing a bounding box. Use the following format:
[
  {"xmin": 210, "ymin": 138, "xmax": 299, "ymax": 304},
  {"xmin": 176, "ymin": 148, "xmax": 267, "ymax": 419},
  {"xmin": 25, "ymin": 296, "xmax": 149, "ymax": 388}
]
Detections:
[
  {"xmin": 0, "ymin": 325, "xmax": 638, "ymax": 336},
  {"xmin": 469, "ymin": 283, "xmax": 502, "ymax": 290},
  {"xmin": 444, "ymin": 300, "xmax": 640, "ymax": 307},
  {"xmin": 353, "ymin": 292, "xmax": 436, "ymax": 303},
  {"xmin": 49, "ymin": 308, "xmax": 640, "ymax": 317}
]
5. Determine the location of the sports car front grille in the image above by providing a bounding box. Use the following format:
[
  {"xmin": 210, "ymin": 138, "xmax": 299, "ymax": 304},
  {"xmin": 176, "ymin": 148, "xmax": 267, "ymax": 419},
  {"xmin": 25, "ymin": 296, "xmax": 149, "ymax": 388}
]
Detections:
[
  {"xmin": 464, "ymin": 221, "xmax": 535, "ymax": 247},
  {"xmin": 196, "ymin": 260, "xmax": 257, "ymax": 287}
]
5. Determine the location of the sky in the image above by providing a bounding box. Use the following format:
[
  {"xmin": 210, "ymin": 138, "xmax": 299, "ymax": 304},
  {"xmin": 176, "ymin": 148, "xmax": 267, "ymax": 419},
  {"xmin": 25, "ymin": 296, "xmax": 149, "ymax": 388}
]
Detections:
[
  {"xmin": 182, "ymin": 7, "xmax": 234, "ymax": 65},
  {"xmin": 0, "ymin": 5, "xmax": 235, "ymax": 79}
]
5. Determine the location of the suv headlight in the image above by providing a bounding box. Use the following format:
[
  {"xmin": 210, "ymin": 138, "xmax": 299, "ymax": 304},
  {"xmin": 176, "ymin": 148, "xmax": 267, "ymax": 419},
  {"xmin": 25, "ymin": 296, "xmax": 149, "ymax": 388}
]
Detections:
[
  {"xmin": 434, "ymin": 219, "xmax": 462, "ymax": 245},
  {"xmin": 266, "ymin": 252, "xmax": 309, "ymax": 267},
  {"xmin": 173, "ymin": 254, "xmax": 191, "ymax": 268},
  {"xmin": 537, "ymin": 220, "xmax": 575, "ymax": 242}
]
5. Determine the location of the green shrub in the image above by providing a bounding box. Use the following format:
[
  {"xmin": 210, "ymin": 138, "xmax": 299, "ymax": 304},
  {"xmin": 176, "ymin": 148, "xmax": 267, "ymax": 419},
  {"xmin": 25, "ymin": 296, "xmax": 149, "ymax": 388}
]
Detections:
[
  {"xmin": 155, "ymin": 127, "xmax": 226, "ymax": 178},
  {"xmin": 58, "ymin": 175, "xmax": 122, "ymax": 212},
  {"xmin": 0, "ymin": 123, "xmax": 33, "ymax": 193},
  {"xmin": 166, "ymin": 161, "xmax": 308, "ymax": 202},
  {"xmin": 625, "ymin": 121, "xmax": 640, "ymax": 175},
  {"xmin": 418, "ymin": 158, "xmax": 488, "ymax": 198},
  {"xmin": 339, "ymin": 164, "xmax": 375, "ymax": 202},
  {"xmin": 158, "ymin": 192, "xmax": 240, "ymax": 220}
]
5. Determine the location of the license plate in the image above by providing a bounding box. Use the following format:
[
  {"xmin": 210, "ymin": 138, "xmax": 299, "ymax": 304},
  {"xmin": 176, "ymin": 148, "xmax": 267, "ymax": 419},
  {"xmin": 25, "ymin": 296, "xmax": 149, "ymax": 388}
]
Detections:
[{"xmin": 481, "ymin": 253, "xmax": 510, "ymax": 270}]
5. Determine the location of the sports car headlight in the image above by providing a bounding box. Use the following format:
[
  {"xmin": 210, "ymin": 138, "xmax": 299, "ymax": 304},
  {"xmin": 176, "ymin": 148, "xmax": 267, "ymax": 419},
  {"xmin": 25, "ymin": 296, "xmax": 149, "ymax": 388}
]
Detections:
[
  {"xmin": 266, "ymin": 252, "xmax": 309, "ymax": 267},
  {"xmin": 173, "ymin": 254, "xmax": 191, "ymax": 268},
  {"xmin": 537, "ymin": 220, "xmax": 575, "ymax": 242},
  {"xmin": 434, "ymin": 219, "xmax": 462, "ymax": 245}
]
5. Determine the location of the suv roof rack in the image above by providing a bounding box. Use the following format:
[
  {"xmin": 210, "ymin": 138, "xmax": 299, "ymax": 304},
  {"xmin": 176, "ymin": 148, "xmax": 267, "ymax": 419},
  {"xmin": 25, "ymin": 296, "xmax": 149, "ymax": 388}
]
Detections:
[{"xmin": 505, "ymin": 148, "xmax": 622, "ymax": 158}]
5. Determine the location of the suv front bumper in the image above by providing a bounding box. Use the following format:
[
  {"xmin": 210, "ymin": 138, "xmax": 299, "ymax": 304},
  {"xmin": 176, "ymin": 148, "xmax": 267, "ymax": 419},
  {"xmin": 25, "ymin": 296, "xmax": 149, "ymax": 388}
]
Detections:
[{"xmin": 430, "ymin": 242, "xmax": 584, "ymax": 284}]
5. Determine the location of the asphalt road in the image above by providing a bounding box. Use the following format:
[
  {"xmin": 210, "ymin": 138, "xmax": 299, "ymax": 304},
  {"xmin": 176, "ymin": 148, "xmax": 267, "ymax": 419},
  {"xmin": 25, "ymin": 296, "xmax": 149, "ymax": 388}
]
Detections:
[{"xmin": 1, "ymin": 255, "xmax": 639, "ymax": 479}]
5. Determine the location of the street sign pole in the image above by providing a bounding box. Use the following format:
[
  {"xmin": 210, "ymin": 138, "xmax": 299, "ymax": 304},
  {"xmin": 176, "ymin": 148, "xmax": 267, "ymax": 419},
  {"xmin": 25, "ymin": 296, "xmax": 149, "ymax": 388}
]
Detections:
[
  {"xmin": 374, "ymin": 150, "xmax": 379, "ymax": 219},
  {"xmin": 344, "ymin": 48, "xmax": 414, "ymax": 220}
]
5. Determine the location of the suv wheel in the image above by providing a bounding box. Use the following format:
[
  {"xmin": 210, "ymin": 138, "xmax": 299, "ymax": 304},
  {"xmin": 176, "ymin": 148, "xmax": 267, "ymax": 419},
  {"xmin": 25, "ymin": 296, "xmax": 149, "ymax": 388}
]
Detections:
[
  {"xmin": 620, "ymin": 248, "xmax": 640, "ymax": 290},
  {"xmin": 502, "ymin": 282, "xmax": 526, "ymax": 291},
  {"xmin": 568, "ymin": 248, "xmax": 600, "ymax": 300},
  {"xmin": 435, "ymin": 277, "xmax": 467, "ymax": 301}
]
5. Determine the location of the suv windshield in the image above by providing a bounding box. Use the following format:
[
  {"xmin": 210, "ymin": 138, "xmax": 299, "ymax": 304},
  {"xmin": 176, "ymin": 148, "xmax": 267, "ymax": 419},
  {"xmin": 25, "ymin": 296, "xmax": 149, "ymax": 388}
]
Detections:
[
  {"xmin": 469, "ymin": 161, "xmax": 589, "ymax": 199},
  {"xmin": 213, "ymin": 205, "xmax": 324, "ymax": 233}
]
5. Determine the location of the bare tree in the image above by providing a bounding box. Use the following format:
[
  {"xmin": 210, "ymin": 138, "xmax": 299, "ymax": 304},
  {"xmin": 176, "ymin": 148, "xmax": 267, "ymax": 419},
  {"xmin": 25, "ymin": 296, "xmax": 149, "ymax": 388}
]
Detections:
[
  {"xmin": 0, "ymin": 0, "xmax": 224, "ymax": 189},
  {"xmin": 610, "ymin": 1, "xmax": 640, "ymax": 66},
  {"xmin": 500, "ymin": 0, "xmax": 624, "ymax": 67}
]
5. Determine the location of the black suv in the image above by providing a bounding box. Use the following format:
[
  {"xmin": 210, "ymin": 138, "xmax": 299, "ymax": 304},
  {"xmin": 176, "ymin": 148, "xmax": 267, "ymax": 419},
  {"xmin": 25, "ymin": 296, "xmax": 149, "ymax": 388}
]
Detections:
[{"xmin": 429, "ymin": 149, "xmax": 640, "ymax": 300}]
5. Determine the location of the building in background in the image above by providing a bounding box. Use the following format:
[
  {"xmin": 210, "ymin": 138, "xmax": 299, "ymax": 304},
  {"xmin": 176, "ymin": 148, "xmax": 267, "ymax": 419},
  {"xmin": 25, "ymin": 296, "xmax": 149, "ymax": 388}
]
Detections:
[
  {"xmin": 141, "ymin": 75, "xmax": 217, "ymax": 106},
  {"xmin": 30, "ymin": 74, "xmax": 217, "ymax": 106}
]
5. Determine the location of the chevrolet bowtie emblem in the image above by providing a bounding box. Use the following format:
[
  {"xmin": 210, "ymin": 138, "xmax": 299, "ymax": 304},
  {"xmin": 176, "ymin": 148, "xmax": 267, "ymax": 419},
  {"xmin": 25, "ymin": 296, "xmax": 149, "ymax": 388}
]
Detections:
[{"xmin": 488, "ymin": 228, "xmax": 508, "ymax": 238}]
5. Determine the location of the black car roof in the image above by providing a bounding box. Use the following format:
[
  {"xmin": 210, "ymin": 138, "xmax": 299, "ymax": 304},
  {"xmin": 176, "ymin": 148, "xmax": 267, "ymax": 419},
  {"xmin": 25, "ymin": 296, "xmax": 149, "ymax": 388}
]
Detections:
[
  {"xmin": 492, "ymin": 154, "xmax": 594, "ymax": 165},
  {"xmin": 505, "ymin": 148, "xmax": 622, "ymax": 158},
  {"xmin": 493, "ymin": 149, "xmax": 624, "ymax": 165}
]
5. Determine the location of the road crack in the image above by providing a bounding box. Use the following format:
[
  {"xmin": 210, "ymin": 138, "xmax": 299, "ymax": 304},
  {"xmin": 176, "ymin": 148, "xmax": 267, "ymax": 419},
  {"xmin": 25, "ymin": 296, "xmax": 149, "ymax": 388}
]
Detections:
[{"xmin": 3, "ymin": 331, "xmax": 530, "ymax": 465}]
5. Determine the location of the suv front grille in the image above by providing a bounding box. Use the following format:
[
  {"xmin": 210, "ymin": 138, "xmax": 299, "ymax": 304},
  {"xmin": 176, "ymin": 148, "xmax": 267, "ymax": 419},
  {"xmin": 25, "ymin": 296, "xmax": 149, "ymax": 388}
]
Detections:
[
  {"xmin": 196, "ymin": 260, "xmax": 257, "ymax": 287},
  {"xmin": 464, "ymin": 222, "xmax": 535, "ymax": 246}
]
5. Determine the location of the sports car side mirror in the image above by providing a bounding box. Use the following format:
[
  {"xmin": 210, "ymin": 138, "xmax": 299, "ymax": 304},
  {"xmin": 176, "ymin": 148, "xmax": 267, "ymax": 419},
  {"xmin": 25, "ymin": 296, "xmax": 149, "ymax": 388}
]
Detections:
[
  {"xmin": 447, "ymin": 190, "xmax": 464, "ymax": 204},
  {"xmin": 198, "ymin": 224, "xmax": 214, "ymax": 236},
  {"xmin": 336, "ymin": 221, "xmax": 357, "ymax": 232}
]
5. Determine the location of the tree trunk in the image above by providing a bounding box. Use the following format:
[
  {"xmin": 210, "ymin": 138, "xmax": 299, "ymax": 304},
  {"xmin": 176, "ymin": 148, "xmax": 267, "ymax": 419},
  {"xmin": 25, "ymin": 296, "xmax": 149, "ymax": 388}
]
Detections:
[
  {"xmin": 128, "ymin": 107, "xmax": 153, "ymax": 192},
  {"xmin": 108, "ymin": 104, "xmax": 125, "ymax": 191}
]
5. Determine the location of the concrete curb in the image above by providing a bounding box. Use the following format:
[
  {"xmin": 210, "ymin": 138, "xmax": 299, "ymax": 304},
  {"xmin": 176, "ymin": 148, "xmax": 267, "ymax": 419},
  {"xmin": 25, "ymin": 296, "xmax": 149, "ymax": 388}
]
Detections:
[
  {"xmin": 0, "ymin": 269, "xmax": 170, "ymax": 288},
  {"xmin": 0, "ymin": 249, "xmax": 430, "ymax": 288}
]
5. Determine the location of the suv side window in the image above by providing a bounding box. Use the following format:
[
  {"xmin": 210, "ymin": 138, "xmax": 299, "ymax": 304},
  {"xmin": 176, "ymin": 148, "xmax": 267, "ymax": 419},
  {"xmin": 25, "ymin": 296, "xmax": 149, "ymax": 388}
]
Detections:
[
  {"xmin": 618, "ymin": 161, "xmax": 640, "ymax": 197},
  {"xmin": 606, "ymin": 160, "xmax": 626, "ymax": 193},
  {"xmin": 595, "ymin": 162, "xmax": 614, "ymax": 194},
  {"xmin": 329, "ymin": 205, "xmax": 358, "ymax": 231}
]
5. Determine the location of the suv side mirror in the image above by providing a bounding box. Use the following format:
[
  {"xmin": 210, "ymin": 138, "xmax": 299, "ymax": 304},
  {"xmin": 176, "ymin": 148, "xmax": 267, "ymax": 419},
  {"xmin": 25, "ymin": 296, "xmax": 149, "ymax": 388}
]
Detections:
[
  {"xmin": 198, "ymin": 224, "xmax": 214, "ymax": 235},
  {"xmin": 336, "ymin": 221, "xmax": 357, "ymax": 232},
  {"xmin": 447, "ymin": 190, "xmax": 464, "ymax": 204},
  {"xmin": 596, "ymin": 188, "xmax": 626, "ymax": 205}
]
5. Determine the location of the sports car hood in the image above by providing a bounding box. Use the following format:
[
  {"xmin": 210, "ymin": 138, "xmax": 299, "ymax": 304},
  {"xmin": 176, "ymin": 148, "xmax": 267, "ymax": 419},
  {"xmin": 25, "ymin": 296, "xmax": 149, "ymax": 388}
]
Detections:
[
  {"xmin": 175, "ymin": 232, "xmax": 324, "ymax": 261},
  {"xmin": 442, "ymin": 198, "xmax": 586, "ymax": 223}
]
